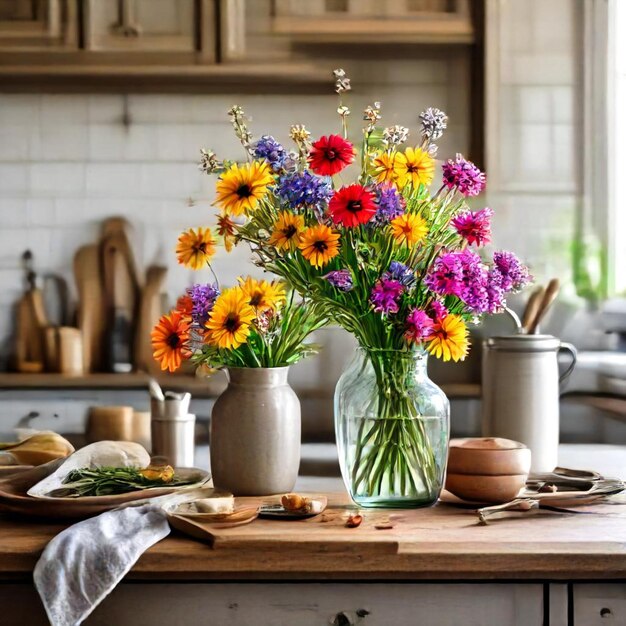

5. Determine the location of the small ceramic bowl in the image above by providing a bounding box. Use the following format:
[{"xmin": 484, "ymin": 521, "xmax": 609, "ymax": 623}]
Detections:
[
  {"xmin": 445, "ymin": 472, "xmax": 527, "ymax": 504},
  {"xmin": 447, "ymin": 437, "xmax": 531, "ymax": 476}
]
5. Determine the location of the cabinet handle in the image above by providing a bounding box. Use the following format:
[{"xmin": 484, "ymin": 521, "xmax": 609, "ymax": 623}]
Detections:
[
  {"xmin": 331, "ymin": 612, "xmax": 354, "ymax": 626},
  {"xmin": 600, "ymin": 607, "xmax": 613, "ymax": 618}
]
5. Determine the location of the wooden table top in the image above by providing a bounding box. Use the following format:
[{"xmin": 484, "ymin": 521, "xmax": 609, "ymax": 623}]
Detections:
[{"xmin": 1, "ymin": 491, "xmax": 625, "ymax": 582}]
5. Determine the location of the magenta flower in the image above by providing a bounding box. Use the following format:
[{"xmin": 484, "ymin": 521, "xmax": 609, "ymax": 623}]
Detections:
[
  {"xmin": 424, "ymin": 251, "xmax": 466, "ymax": 297},
  {"xmin": 405, "ymin": 309, "xmax": 435, "ymax": 343},
  {"xmin": 492, "ymin": 251, "xmax": 532, "ymax": 291},
  {"xmin": 442, "ymin": 153, "xmax": 486, "ymax": 197},
  {"xmin": 428, "ymin": 299, "xmax": 448, "ymax": 321},
  {"xmin": 452, "ymin": 207, "xmax": 494, "ymax": 247},
  {"xmin": 324, "ymin": 269, "xmax": 354, "ymax": 292},
  {"xmin": 370, "ymin": 278, "xmax": 405, "ymax": 314}
]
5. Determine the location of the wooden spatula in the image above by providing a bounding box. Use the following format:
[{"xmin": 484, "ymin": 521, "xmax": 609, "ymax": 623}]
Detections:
[{"xmin": 527, "ymin": 278, "xmax": 560, "ymax": 334}]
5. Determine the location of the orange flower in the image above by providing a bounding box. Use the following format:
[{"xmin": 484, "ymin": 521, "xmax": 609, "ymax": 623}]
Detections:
[
  {"xmin": 298, "ymin": 224, "xmax": 341, "ymax": 269},
  {"xmin": 216, "ymin": 213, "xmax": 237, "ymax": 253},
  {"xmin": 176, "ymin": 227, "xmax": 216, "ymax": 270},
  {"xmin": 175, "ymin": 294, "xmax": 193, "ymax": 321},
  {"xmin": 390, "ymin": 213, "xmax": 428, "ymax": 247},
  {"xmin": 151, "ymin": 310, "xmax": 190, "ymax": 373}
]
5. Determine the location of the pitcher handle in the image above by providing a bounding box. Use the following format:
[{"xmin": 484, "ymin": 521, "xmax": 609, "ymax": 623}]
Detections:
[{"xmin": 558, "ymin": 342, "xmax": 577, "ymax": 384}]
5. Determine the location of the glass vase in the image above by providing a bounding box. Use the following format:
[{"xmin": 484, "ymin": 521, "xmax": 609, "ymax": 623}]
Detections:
[{"xmin": 334, "ymin": 348, "xmax": 449, "ymax": 508}]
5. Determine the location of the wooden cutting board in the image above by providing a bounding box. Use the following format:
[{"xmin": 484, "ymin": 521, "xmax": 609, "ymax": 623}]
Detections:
[
  {"xmin": 134, "ymin": 265, "xmax": 167, "ymax": 373},
  {"xmin": 15, "ymin": 288, "xmax": 48, "ymax": 373},
  {"xmin": 74, "ymin": 244, "xmax": 106, "ymax": 372}
]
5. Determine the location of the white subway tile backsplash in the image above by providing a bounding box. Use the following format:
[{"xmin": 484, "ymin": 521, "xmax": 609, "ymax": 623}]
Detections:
[
  {"xmin": 87, "ymin": 95, "xmax": 124, "ymax": 124},
  {"xmin": 0, "ymin": 164, "xmax": 28, "ymax": 193},
  {"xmin": 40, "ymin": 95, "xmax": 89, "ymax": 127},
  {"xmin": 30, "ymin": 125, "xmax": 90, "ymax": 161},
  {"xmin": 0, "ymin": 95, "xmax": 39, "ymax": 126},
  {"xmin": 85, "ymin": 163, "xmax": 140, "ymax": 196},
  {"xmin": 0, "ymin": 127, "xmax": 30, "ymax": 161},
  {"xmin": 0, "ymin": 198, "xmax": 27, "ymax": 227},
  {"xmin": 26, "ymin": 198, "xmax": 57, "ymax": 227}
]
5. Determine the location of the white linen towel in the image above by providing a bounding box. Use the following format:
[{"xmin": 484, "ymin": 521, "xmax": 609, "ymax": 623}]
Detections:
[{"xmin": 33, "ymin": 505, "xmax": 170, "ymax": 626}]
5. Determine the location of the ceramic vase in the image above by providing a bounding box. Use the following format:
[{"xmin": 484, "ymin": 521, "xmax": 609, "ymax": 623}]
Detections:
[{"xmin": 210, "ymin": 367, "xmax": 301, "ymax": 496}]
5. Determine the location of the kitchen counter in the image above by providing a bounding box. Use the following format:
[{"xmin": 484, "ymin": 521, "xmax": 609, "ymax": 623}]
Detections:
[{"xmin": 0, "ymin": 445, "xmax": 625, "ymax": 625}]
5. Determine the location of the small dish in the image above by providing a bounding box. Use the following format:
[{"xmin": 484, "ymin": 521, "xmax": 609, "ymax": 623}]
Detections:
[
  {"xmin": 172, "ymin": 502, "xmax": 259, "ymax": 527},
  {"xmin": 448, "ymin": 437, "xmax": 531, "ymax": 476},
  {"xmin": 260, "ymin": 496, "xmax": 327, "ymax": 519},
  {"xmin": 445, "ymin": 472, "xmax": 527, "ymax": 504}
]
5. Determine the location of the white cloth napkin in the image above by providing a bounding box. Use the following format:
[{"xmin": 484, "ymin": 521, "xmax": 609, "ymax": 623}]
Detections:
[{"xmin": 33, "ymin": 505, "xmax": 170, "ymax": 626}]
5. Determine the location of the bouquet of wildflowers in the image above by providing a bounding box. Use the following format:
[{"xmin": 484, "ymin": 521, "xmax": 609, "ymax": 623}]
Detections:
[
  {"xmin": 151, "ymin": 258, "xmax": 326, "ymax": 372},
  {"xmin": 193, "ymin": 69, "xmax": 531, "ymax": 502}
]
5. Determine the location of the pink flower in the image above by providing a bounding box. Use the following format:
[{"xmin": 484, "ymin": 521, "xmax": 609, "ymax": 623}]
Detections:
[
  {"xmin": 442, "ymin": 153, "xmax": 486, "ymax": 197},
  {"xmin": 370, "ymin": 278, "xmax": 405, "ymax": 314},
  {"xmin": 405, "ymin": 309, "xmax": 435, "ymax": 343},
  {"xmin": 452, "ymin": 207, "xmax": 494, "ymax": 247}
]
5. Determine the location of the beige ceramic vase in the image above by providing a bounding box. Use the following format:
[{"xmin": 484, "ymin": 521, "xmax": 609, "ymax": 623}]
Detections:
[{"xmin": 210, "ymin": 367, "xmax": 301, "ymax": 496}]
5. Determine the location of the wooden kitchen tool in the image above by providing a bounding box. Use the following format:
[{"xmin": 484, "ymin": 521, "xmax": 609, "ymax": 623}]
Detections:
[
  {"xmin": 15, "ymin": 251, "xmax": 48, "ymax": 373},
  {"xmin": 101, "ymin": 217, "xmax": 142, "ymax": 372},
  {"xmin": 527, "ymin": 278, "xmax": 560, "ymax": 334},
  {"xmin": 521, "ymin": 286, "xmax": 544, "ymax": 333},
  {"xmin": 134, "ymin": 265, "xmax": 167, "ymax": 373},
  {"xmin": 74, "ymin": 244, "xmax": 106, "ymax": 372}
]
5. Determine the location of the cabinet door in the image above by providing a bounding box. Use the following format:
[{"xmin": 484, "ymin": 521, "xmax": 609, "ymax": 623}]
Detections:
[
  {"xmin": 83, "ymin": 0, "xmax": 215, "ymax": 61},
  {"xmin": 574, "ymin": 584, "xmax": 626, "ymax": 625},
  {"xmin": 0, "ymin": 0, "xmax": 78, "ymax": 49},
  {"xmin": 0, "ymin": 582, "xmax": 544, "ymax": 626}
]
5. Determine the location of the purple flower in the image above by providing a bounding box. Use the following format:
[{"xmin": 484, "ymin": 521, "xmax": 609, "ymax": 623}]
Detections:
[
  {"xmin": 276, "ymin": 171, "xmax": 333, "ymax": 213},
  {"xmin": 405, "ymin": 309, "xmax": 435, "ymax": 343},
  {"xmin": 451, "ymin": 207, "xmax": 494, "ymax": 247},
  {"xmin": 187, "ymin": 283, "xmax": 220, "ymax": 326},
  {"xmin": 372, "ymin": 183, "xmax": 405, "ymax": 224},
  {"xmin": 442, "ymin": 153, "xmax": 486, "ymax": 197},
  {"xmin": 492, "ymin": 251, "xmax": 532, "ymax": 292},
  {"xmin": 324, "ymin": 269, "xmax": 353, "ymax": 292},
  {"xmin": 385, "ymin": 261, "xmax": 415, "ymax": 287},
  {"xmin": 254, "ymin": 135, "xmax": 288, "ymax": 172},
  {"xmin": 370, "ymin": 278, "xmax": 405, "ymax": 314}
]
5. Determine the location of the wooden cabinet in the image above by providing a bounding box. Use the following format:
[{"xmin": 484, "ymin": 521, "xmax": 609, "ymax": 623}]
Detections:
[
  {"xmin": 273, "ymin": 0, "xmax": 475, "ymax": 44},
  {"xmin": 0, "ymin": 0, "xmax": 327, "ymax": 91}
]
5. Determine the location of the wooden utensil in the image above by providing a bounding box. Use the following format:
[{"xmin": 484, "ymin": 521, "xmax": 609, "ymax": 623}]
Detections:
[
  {"xmin": 57, "ymin": 327, "xmax": 84, "ymax": 375},
  {"xmin": 527, "ymin": 278, "xmax": 560, "ymax": 334},
  {"xmin": 521, "ymin": 286, "xmax": 544, "ymax": 334},
  {"xmin": 134, "ymin": 265, "xmax": 167, "ymax": 373},
  {"xmin": 74, "ymin": 244, "xmax": 106, "ymax": 372},
  {"xmin": 14, "ymin": 250, "xmax": 48, "ymax": 372},
  {"xmin": 101, "ymin": 217, "xmax": 142, "ymax": 372},
  {"xmin": 168, "ymin": 506, "xmax": 260, "ymax": 544}
]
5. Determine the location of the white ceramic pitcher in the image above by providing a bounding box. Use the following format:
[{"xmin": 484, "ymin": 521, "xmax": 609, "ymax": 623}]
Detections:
[{"xmin": 481, "ymin": 334, "xmax": 577, "ymax": 472}]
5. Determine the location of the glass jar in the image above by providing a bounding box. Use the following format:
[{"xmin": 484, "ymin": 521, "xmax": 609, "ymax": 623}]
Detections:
[{"xmin": 334, "ymin": 348, "xmax": 449, "ymax": 508}]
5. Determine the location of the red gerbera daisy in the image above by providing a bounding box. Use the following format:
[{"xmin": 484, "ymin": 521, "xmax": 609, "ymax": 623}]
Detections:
[
  {"xmin": 328, "ymin": 184, "xmax": 376, "ymax": 228},
  {"xmin": 308, "ymin": 134, "xmax": 355, "ymax": 176}
]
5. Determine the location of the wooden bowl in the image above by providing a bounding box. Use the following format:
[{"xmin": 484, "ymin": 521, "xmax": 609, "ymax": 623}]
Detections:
[
  {"xmin": 447, "ymin": 437, "xmax": 531, "ymax": 476},
  {"xmin": 445, "ymin": 472, "xmax": 527, "ymax": 504}
]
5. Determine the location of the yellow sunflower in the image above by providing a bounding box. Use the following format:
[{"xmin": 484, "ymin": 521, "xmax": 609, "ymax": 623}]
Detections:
[
  {"xmin": 176, "ymin": 227, "xmax": 217, "ymax": 270},
  {"xmin": 427, "ymin": 314, "xmax": 469, "ymax": 362},
  {"xmin": 372, "ymin": 151, "xmax": 405, "ymax": 186},
  {"xmin": 395, "ymin": 147, "xmax": 435, "ymax": 189},
  {"xmin": 216, "ymin": 213, "xmax": 237, "ymax": 252},
  {"xmin": 298, "ymin": 224, "xmax": 341, "ymax": 269},
  {"xmin": 390, "ymin": 213, "xmax": 428, "ymax": 246},
  {"xmin": 215, "ymin": 161, "xmax": 274, "ymax": 216},
  {"xmin": 205, "ymin": 287, "xmax": 256, "ymax": 350},
  {"xmin": 268, "ymin": 211, "xmax": 305, "ymax": 251},
  {"xmin": 238, "ymin": 276, "xmax": 286, "ymax": 312}
]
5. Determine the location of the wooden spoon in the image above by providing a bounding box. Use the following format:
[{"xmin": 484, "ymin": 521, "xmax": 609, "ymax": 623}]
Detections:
[
  {"xmin": 521, "ymin": 286, "xmax": 545, "ymax": 334},
  {"xmin": 527, "ymin": 278, "xmax": 560, "ymax": 334}
]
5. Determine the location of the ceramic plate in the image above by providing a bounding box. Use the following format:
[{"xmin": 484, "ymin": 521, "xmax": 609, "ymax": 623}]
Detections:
[{"xmin": 0, "ymin": 460, "xmax": 210, "ymax": 519}]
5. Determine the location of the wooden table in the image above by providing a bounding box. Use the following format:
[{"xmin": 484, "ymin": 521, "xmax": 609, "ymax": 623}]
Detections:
[{"xmin": 1, "ymin": 447, "xmax": 625, "ymax": 626}]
